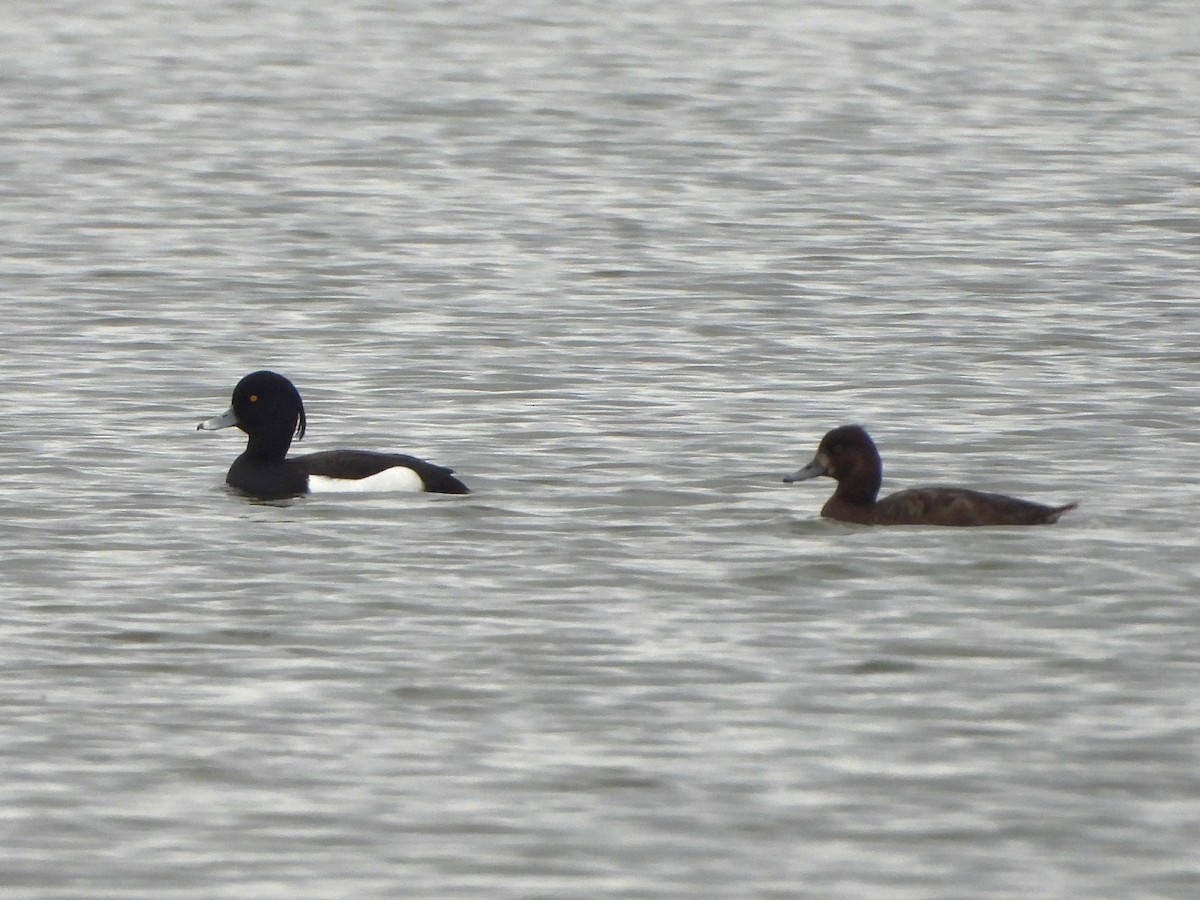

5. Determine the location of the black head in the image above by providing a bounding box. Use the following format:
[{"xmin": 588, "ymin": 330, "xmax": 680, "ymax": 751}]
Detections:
[
  {"xmin": 228, "ymin": 370, "xmax": 307, "ymax": 444},
  {"xmin": 198, "ymin": 371, "xmax": 309, "ymax": 467}
]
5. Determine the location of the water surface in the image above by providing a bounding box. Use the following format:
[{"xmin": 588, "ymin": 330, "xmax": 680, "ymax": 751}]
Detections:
[{"xmin": 2, "ymin": 0, "xmax": 1199, "ymax": 897}]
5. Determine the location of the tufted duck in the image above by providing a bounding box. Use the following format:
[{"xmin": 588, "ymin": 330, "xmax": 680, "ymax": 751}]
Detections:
[
  {"xmin": 784, "ymin": 425, "xmax": 1075, "ymax": 526},
  {"xmin": 198, "ymin": 371, "xmax": 469, "ymax": 499}
]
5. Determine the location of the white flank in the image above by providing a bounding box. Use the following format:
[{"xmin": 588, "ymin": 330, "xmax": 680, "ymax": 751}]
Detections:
[{"xmin": 308, "ymin": 467, "xmax": 425, "ymax": 493}]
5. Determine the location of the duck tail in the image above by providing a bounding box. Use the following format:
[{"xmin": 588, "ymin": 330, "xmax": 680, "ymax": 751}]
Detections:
[{"xmin": 1048, "ymin": 502, "xmax": 1078, "ymax": 523}]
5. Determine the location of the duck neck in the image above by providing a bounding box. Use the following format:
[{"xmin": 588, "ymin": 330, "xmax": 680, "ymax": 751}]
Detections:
[
  {"xmin": 833, "ymin": 454, "xmax": 882, "ymax": 506},
  {"xmin": 243, "ymin": 427, "xmax": 294, "ymax": 462}
]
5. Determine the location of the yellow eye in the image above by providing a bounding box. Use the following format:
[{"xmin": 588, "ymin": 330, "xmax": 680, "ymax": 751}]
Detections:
[{"xmin": 249, "ymin": 395, "xmax": 258, "ymax": 402}]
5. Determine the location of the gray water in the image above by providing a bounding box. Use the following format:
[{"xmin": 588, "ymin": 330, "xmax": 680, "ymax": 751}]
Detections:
[{"xmin": 2, "ymin": 0, "xmax": 1199, "ymax": 897}]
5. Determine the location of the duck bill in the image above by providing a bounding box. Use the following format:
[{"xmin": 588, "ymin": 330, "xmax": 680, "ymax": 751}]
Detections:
[
  {"xmin": 197, "ymin": 406, "xmax": 239, "ymax": 432},
  {"xmin": 783, "ymin": 457, "xmax": 828, "ymax": 484}
]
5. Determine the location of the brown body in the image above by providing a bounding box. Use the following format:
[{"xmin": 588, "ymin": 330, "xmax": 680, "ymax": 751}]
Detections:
[{"xmin": 786, "ymin": 425, "xmax": 1075, "ymax": 527}]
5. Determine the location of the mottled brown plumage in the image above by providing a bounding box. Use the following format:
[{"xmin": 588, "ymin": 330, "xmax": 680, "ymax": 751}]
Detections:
[{"xmin": 785, "ymin": 425, "xmax": 1075, "ymax": 527}]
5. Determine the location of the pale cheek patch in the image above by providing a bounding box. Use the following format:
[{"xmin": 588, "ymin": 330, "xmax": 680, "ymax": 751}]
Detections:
[{"xmin": 308, "ymin": 467, "xmax": 425, "ymax": 493}]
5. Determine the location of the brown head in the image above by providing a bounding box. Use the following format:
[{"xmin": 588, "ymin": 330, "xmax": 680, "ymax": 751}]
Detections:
[{"xmin": 784, "ymin": 425, "xmax": 883, "ymax": 505}]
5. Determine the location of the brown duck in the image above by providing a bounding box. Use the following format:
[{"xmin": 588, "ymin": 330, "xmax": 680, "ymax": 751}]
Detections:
[{"xmin": 785, "ymin": 425, "xmax": 1076, "ymax": 526}]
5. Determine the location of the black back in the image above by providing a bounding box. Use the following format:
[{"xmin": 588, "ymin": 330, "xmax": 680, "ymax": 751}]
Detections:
[{"xmin": 209, "ymin": 371, "xmax": 469, "ymax": 498}]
